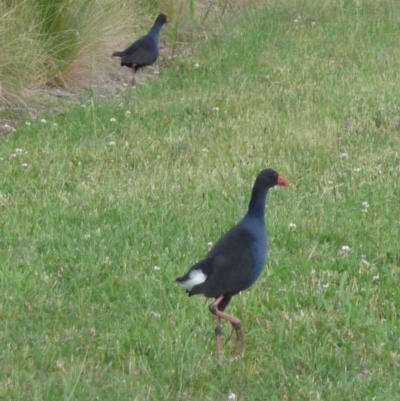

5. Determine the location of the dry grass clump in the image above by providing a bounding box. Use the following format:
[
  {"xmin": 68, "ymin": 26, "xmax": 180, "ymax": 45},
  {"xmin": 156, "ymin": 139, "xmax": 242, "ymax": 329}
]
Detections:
[{"xmin": 0, "ymin": 0, "xmax": 145, "ymax": 105}]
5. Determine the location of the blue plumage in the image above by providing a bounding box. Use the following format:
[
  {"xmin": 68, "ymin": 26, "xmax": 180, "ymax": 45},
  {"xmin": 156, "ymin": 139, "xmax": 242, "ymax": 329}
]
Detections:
[
  {"xmin": 112, "ymin": 14, "xmax": 168, "ymax": 83},
  {"xmin": 239, "ymin": 214, "xmax": 267, "ymax": 283},
  {"xmin": 176, "ymin": 168, "xmax": 289, "ymax": 363}
]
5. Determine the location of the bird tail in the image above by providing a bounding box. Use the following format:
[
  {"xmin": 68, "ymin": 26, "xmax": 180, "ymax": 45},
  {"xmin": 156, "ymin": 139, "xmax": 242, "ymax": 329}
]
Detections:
[{"xmin": 112, "ymin": 51, "xmax": 124, "ymax": 57}]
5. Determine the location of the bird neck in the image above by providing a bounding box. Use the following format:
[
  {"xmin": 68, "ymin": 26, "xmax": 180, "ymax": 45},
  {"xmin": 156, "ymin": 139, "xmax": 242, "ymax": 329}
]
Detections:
[
  {"xmin": 247, "ymin": 187, "xmax": 268, "ymax": 220},
  {"xmin": 149, "ymin": 22, "xmax": 163, "ymax": 37}
]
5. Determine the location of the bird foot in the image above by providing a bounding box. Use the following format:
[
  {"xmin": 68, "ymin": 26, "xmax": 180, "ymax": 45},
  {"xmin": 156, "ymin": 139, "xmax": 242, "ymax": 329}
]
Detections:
[
  {"xmin": 225, "ymin": 322, "xmax": 244, "ymax": 357},
  {"xmin": 225, "ymin": 322, "xmax": 241, "ymax": 343}
]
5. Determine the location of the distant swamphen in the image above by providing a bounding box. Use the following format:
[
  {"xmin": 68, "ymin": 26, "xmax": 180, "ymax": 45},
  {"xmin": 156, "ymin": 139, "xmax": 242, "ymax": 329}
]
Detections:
[
  {"xmin": 112, "ymin": 14, "xmax": 168, "ymax": 84},
  {"xmin": 176, "ymin": 168, "xmax": 289, "ymax": 363}
]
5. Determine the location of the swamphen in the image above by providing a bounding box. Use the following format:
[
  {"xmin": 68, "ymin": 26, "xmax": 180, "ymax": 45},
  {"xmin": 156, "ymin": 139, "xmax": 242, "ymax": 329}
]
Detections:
[
  {"xmin": 176, "ymin": 168, "xmax": 289, "ymax": 364},
  {"xmin": 112, "ymin": 14, "xmax": 168, "ymax": 84}
]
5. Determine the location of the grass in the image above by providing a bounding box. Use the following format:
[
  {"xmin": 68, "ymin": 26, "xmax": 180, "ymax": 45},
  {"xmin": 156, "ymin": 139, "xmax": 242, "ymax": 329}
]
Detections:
[
  {"xmin": 1, "ymin": 0, "xmax": 400, "ymax": 399},
  {"xmin": 0, "ymin": 0, "xmax": 227, "ymax": 104},
  {"xmin": 0, "ymin": 0, "xmax": 152, "ymax": 103}
]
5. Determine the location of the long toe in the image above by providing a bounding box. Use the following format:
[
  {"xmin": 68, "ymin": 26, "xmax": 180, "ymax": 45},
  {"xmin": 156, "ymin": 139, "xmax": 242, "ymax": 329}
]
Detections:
[
  {"xmin": 224, "ymin": 323, "xmax": 245, "ymax": 358},
  {"xmin": 233, "ymin": 326, "xmax": 245, "ymax": 358},
  {"xmin": 225, "ymin": 325, "xmax": 235, "ymax": 345}
]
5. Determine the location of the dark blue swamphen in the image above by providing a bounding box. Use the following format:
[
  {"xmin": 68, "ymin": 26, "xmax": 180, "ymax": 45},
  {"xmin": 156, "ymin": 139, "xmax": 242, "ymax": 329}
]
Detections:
[
  {"xmin": 176, "ymin": 168, "xmax": 289, "ymax": 363},
  {"xmin": 112, "ymin": 14, "xmax": 168, "ymax": 84}
]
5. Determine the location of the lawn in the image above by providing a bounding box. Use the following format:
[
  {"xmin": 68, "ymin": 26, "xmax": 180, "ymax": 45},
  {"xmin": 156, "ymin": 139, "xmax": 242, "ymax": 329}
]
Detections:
[{"xmin": 1, "ymin": 1, "xmax": 400, "ymax": 400}]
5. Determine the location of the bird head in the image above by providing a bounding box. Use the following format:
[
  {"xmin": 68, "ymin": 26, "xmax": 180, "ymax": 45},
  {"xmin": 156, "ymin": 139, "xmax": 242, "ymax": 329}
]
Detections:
[
  {"xmin": 156, "ymin": 14, "xmax": 169, "ymax": 25},
  {"xmin": 256, "ymin": 168, "xmax": 289, "ymax": 189}
]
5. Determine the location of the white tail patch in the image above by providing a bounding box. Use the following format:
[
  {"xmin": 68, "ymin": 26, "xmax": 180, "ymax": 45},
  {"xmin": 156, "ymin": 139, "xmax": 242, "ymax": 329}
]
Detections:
[{"xmin": 180, "ymin": 269, "xmax": 207, "ymax": 291}]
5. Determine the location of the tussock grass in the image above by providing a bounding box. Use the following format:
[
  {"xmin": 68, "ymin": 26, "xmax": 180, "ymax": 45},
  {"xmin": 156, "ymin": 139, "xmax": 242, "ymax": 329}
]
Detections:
[
  {"xmin": 1, "ymin": 0, "xmax": 400, "ymax": 400},
  {"xmin": 0, "ymin": 0, "xmax": 231, "ymax": 105},
  {"xmin": 0, "ymin": 0, "xmax": 147, "ymax": 103}
]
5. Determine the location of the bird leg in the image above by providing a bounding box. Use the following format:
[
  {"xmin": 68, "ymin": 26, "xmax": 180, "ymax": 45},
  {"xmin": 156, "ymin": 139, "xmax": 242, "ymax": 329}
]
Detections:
[
  {"xmin": 214, "ymin": 317, "xmax": 222, "ymax": 365},
  {"xmin": 131, "ymin": 69, "xmax": 136, "ymax": 86},
  {"xmin": 209, "ymin": 296, "xmax": 244, "ymax": 361}
]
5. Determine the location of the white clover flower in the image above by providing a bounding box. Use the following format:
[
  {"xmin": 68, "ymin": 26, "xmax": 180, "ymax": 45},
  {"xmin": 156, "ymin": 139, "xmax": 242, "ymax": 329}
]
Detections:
[
  {"xmin": 15, "ymin": 148, "xmax": 23, "ymax": 154},
  {"xmin": 9, "ymin": 153, "xmax": 17, "ymax": 159},
  {"xmin": 81, "ymin": 104, "xmax": 86, "ymax": 108},
  {"xmin": 25, "ymin": 122, "xmax": 31, "ymax": 126},
  {"xmin": 323, "ymin": 283, "xmax": 329, "ymax": 289},
  {"xmin": 362, "ymin": 201, "xmax": 369, "ymax": 208},
  {"xmin": 212, "ymin": 107, "xmax": 219, "ymax": 113},
  {"xmin": 123, "ymin": 83, "xmax": 128, "ymax": 87},
  {"xmin": 228, "ymin": 393, "xmax": 237, "ymax": 401},
  {"xmin": 40, "ymin": 119, "xmax": 47, "ymax": 124},
  {"xmin": 353, "ymin": 168, "xmax": 361, "ymax": 172},
  {"xmin": 289, "ymin": 222, "xmax": 297, "ymax": 229},
  {"xmin": 311, "ymin": 21, "xmax": 316, "ymax": 26},
  {"xmin": 109, "ymin": 141, "xmax": 116, "ymax": 146},
  {"xmin": 4, "ymin": 124, "xmax": 10, "ymax": 129},
  {"xmin": 150, "ymin": 311, "xmax": 161, "ymax": 318},
  {"xmin": 327, "ymin": 180, "xmax": 333, "ymax": 184},
  {"xmin": 207, "ymin": 242, "xmax": 213, "ymax": 248},
  {"xmin": 341, "ymin": 245, "xmax": 351, "ymax": 252},
  {"xmin": 125, "ymin": 110, "xmax": 131, "ymax": 116},
  {"xmin": 340, "ymin": 152, "xmax": 348, "ymax": 159},
  {"xmin": 22, "ymin": 163, "xmax": 28, "ymax": 168},
  {"xmin": 0, "ymin": 157, "xmax": 4, "ymax": 161},
  {"xmin": 110, "ymin": 118, "xmax": 117, "ymax": 123},
  {"xmin": 372, "ymin": 275, "xmax": 379, "ymax": 281},
  {"xmin": 53, "ymin": 122, "xmax": 58, "ymax": 127},
  {"xmin": 154, "ymin": 266, "xmax": 161, "ymax": 271},
  {"xmin": 294, "ymin": 18, "xmax": 299, "ymax": 23},
  {"xmin": 194, "ymin": 63, "xmax": 200, "ymax": 68}
]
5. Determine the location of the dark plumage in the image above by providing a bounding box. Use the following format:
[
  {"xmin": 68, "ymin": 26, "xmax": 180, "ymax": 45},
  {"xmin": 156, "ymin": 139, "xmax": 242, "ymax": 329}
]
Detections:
[
  {"xmin": 112, "ymin": 14, "xmax": 168, "ymax": 84},
  {"xmin": 176, "ymin": 168, "xmax": 289, "ymax": 363}
]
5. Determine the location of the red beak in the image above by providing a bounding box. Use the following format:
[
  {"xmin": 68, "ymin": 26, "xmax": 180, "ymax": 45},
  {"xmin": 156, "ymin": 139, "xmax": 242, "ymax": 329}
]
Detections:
[{"xmin": 277, "ymin": 175, "xmax": 289, "ymax": 187}]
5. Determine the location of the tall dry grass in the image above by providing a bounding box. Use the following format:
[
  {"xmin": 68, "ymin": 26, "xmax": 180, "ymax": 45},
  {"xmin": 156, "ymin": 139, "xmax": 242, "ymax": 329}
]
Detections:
[
  {"xmin": 0, "ymin": 0, "xmax": 147, "ymax": 104},
  {"xmin": 0, "ymin": 0, "xmax": 233, "ymax": 106}
]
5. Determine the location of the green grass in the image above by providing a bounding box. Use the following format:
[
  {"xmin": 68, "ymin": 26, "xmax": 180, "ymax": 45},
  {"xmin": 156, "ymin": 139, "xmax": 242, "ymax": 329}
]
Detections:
[{"xmin": 1, "ymin": 0, "xmax": 400, "ymax": 399}]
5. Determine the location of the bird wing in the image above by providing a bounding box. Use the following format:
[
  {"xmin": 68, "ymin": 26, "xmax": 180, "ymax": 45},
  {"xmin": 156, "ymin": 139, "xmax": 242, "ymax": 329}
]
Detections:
[
  {"xmin": 119, "ymin": 35, "xmax": 158, "ymax": 65},
  {"xmin": 177, "ymin": 221, "xmax": 266, "ymax": 299},
  {"xmin": 202, "ymin": 226, "xmax": 260, "ymax": 298}
]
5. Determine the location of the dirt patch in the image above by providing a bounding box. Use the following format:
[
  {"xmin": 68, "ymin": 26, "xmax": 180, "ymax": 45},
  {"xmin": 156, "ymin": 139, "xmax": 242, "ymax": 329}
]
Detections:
[{"xmin": 0, "ymin": 40, "xmax": 169, "ymax": 127}]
